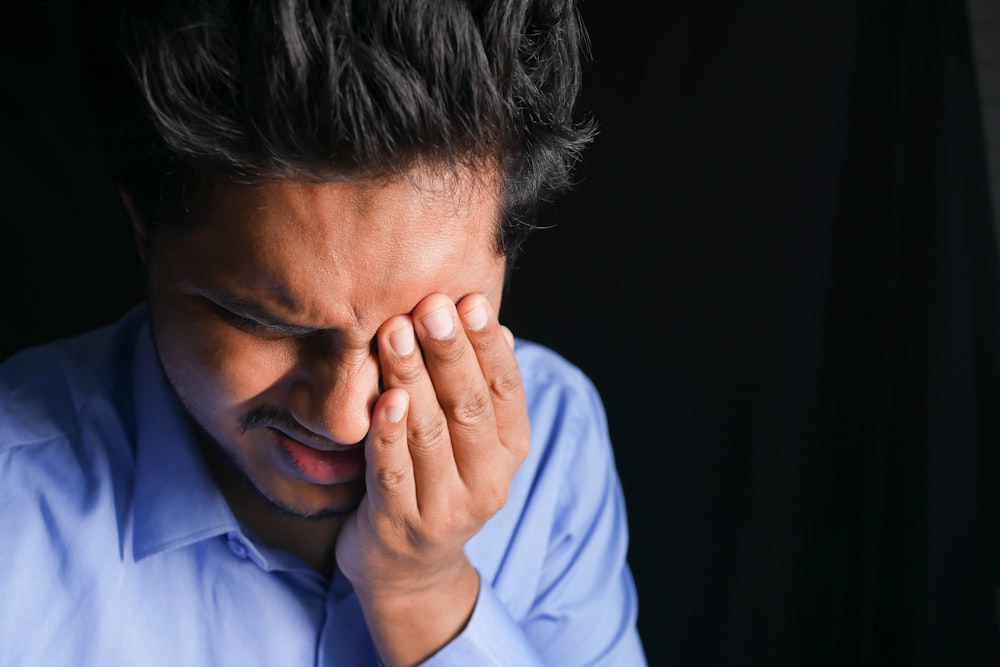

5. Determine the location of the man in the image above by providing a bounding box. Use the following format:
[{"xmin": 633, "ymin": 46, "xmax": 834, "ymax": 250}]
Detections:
[{"xmin": 0, "ymin": 0, "xmax": 645, "ymax": 664}]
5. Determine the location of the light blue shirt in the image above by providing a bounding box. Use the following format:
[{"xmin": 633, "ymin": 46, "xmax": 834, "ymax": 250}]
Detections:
[{"xmin": 0, "ymin": 306, "xmax": 645, "ymax": 666}]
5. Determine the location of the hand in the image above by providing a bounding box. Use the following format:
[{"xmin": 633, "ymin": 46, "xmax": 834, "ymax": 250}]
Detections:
[{"xmin": 335, "ymin": 292, "xmax": 530, "ymax": 667}]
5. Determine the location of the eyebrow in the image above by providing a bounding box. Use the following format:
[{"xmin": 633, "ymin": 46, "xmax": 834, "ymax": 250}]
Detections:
[{"xmin": 208, "ymin": 291, "xmax": 321, "ymax": 336}]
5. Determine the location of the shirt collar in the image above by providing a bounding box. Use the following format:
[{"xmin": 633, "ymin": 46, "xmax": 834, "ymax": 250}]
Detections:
[{"xmin": 131, "ymin": 319, "xmax": 238, "ymax": 562}]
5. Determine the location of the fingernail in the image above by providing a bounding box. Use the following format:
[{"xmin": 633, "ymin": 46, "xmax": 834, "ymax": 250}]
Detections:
[
  {"xmin": 386, "ymin": 400, "xmax": 406, "ymax": 423},
  {"xmin": 422, "ymin": 307, "xmax": 455, "ymax": 339},
  {"xmin": 461, "ymin": 304, "xmax": 488, "ymax": 331},
  {"xmin": 389, "ymin": 324, "xmax": 415, "ymax": 356}
]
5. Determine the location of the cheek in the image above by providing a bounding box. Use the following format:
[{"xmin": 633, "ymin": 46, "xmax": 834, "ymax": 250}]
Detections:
[{"xmin": 154, "ymin": 316, "xmax": 294, "ymax": 420}]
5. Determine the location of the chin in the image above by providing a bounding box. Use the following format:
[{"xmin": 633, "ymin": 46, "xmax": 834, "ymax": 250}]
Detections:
[{"xmin": 254, "ymin": 477, "xmax": 367, "ymax": 521}]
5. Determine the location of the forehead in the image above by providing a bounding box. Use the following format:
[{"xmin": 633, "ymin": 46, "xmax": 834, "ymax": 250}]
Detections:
[{"xmin": 154, "ymin": 168, "xmax": 506, "ymax": 333}]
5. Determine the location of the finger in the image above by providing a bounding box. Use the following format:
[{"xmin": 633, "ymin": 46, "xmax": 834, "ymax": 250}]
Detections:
[
  {"xmin": 499, "ymin": 325, "xmax": 515, "ymax": 351},
  {"xmin": 455, "ymin": 295, "xmax": 530, "ymax": 467},
  {"xmin": 363, "ymin": 388, "xmax": 416, "ymax": 518},
  {"xmin": 411, "ymin": 294, "xmax": 508, "ymax": 486},
  {"xmin": 378, "ymin": 313, "xmax": 458, "ymax": 508}
]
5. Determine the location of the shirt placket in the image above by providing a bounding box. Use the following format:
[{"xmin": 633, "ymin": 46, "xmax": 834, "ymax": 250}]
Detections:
[
  {"xmin": 226, "ymin": 530, "xmax": 377, "ymax": 665},
  {"xmin": 317, "ymin": 568, "xmax": 377, "ymax": 666}
]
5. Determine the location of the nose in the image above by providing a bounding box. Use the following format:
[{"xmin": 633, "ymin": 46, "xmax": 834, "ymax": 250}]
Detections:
[{"xmin": 287, "ymin": 344, "xmax": 380, "ymax": 446}]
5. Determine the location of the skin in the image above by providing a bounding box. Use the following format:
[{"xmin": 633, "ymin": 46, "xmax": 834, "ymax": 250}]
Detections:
[{"xmin": 130, "ymin": 167, "xmax": 531, "ymax": 667}]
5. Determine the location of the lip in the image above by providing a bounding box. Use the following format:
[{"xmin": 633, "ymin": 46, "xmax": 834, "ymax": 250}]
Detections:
[{"xmin": 271, "ymin": 428, "xmax": 365, "ymax": 485}]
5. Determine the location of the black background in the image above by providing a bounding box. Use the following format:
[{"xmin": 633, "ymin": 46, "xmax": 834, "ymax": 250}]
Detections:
[{"xmin": 3, "ymin": 1, "xmax": 1000, "ymax": 665}]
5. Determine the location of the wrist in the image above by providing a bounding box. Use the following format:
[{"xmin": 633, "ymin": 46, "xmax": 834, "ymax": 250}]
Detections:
[{"xmin": 356, "ymin": 558, "xmax": 480, "ymax": 667}]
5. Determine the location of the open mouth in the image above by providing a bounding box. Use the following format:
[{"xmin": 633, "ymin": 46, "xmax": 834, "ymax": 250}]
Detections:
[{"xmin": 271, "ymin": 427, "xmax": 366, "ymax": 485}]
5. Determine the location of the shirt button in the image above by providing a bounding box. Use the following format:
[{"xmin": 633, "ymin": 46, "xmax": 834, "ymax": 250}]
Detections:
[{"xmin": 227, "ymin": 533, "xmax": 248, "ymax": 559}]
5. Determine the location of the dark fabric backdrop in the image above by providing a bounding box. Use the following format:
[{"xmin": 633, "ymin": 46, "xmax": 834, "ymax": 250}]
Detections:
[{"xmin": 2, "ymin": 1, "xmax": 998, "ymax": 665}]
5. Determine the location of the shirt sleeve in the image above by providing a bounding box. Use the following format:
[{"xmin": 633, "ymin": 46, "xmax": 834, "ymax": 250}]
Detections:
[
  {"xmin": 421, "ymin": 363, "xmax": 647, "ymax": 666},
  {"xmin": 418, "ymin": 575, "xmax": 547, "ymax": 666}
]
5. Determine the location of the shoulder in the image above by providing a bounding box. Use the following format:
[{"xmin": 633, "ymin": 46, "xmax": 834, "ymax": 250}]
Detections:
[
  {"xmin": 508, "ymin": 337, "xmax": 617, "ymax": 508},
  {"xmin": 514, "ymin": 336, "xmax": 593, "ymax": 388},
  {"xmin": 514, "ymin": 337, "xmax": 611, "ymax": 451},
  {"xmin": 0, "ymin": 307, "xmax": 146, "ymax": 456},
  {"xmin": 0, "ymin": 305, "xmax": 147, "ymax": 548},
  {"xmin": 0, "ymin": 308, "xmax": 147, "ymax": 517},
  {"xmin": 468, "ymin": 337, "xmax": 630, "ymax": 614},
  {"xmin": 0, "ymin": 309, "xmax": 153, "ymax": 663}
]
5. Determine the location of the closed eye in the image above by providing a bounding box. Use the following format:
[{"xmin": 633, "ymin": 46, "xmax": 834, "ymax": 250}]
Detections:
[{"xmin": 215, "ymin": 306, "xmax": 317, "ymax": 339}]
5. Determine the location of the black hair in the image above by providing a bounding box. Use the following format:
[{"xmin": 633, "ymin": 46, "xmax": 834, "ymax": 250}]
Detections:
[{"xmin": 76, "ymin": 0, "xmax": 595, "ymax": 263}]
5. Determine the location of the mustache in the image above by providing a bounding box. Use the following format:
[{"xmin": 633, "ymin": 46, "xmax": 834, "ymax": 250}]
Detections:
[{"xmin": 239, "ymin": 404, "xmax": 339, "ymax": 447}]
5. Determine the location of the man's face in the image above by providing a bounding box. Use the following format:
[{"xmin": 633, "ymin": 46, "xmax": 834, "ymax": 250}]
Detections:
[{"xmin": 142, "ymin": 169, "xmax": 507, "ymax": 519}]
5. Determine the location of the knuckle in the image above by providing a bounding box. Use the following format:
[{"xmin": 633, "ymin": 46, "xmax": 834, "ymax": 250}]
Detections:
[
  {"xmin": 372, "ymin": 465, "xmax": 408, "ymax": 494},
  {"xmin": 489, "ymin": 368, "xmax": 523, "ymax": 401},
  {"xmin": 447, "ymin": 391, "xmax": 493, "ymax": 429},
  {"xmin": 407, "ymin": 415, "xmax": 447, "ymax": 453}
]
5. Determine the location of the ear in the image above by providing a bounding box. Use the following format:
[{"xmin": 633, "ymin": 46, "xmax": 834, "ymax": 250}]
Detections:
[{"xmin": 118, "ymin": 185, "xmax": 148, "ymax": 264}]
